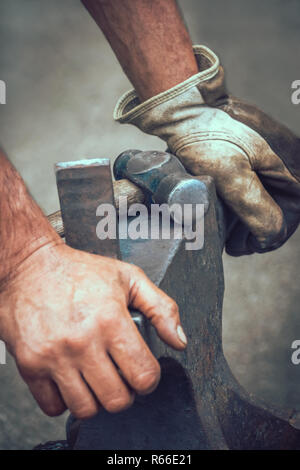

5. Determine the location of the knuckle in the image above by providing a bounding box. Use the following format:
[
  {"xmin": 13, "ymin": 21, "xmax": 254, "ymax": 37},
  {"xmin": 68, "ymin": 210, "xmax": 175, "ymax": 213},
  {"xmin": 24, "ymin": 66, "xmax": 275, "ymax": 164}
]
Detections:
[
  {"xmin": 271, "ymin": 215, "xmax": 286, "ymax": 238},
  {"xmin": 98, "ymin": 304, "xmax": 122, "ymax": 330},
  {"xmin": 105, "ymin": 395, "xmax": 134, "ymax": 414},
  {"xmin": 61, "ymin": 335, "xmax": 88, "ymax": 354},
  {"xmin": 132, "ymin": 366, "xmax": 161, "ymax": 394},
  {"xmin": 43, "ymin": 402, "xmax": 66, "ymax": 417},
  {"xmin": 253, "ymin": 216, "xmax": 286, "ymax": 251},
  {"xmin": 16, "ymin": 348, "xmax": 42, "ymax": 376},
  {"xmin": 167, "ymin": 299, "xmax": 179, "ymax": 318},
  {"xmin": 72, "ymin": 403, "xmax": 99, "ymax": 420},
  {"xmin": 153, "ymin": 298, "xmax": 179, "ymax": 326},
  {"xmin": 130, "ymin": 264, "xmax": 145, "ymax": 279}
]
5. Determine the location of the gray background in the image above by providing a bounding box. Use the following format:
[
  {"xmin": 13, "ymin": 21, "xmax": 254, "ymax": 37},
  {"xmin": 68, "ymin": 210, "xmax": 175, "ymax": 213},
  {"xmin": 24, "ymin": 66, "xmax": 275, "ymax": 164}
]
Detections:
[{"xmin": 0, "ymin": 0, "xmax": 299, "ymax": 449}]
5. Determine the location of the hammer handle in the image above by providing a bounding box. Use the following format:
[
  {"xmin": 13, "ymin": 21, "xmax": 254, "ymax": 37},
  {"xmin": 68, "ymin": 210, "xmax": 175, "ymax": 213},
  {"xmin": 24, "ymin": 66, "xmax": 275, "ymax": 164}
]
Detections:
[{"xmin": 47, "ymin": 178, "xmax": 144, "ymax": 237}]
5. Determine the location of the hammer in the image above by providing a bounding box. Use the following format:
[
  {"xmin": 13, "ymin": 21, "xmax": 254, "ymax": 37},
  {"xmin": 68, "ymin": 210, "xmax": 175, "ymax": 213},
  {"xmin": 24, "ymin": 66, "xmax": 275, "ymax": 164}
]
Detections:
[{"xmin": 48, "ymin": 150, "xmax": 209, "ymax": 236}]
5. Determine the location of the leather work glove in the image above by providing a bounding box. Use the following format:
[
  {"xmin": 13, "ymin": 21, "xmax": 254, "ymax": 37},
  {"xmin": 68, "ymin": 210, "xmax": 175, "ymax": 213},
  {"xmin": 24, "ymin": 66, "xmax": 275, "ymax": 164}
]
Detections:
[{"xmin": 114, "ymin": 46, "xmax": 300, "ymax": 256}]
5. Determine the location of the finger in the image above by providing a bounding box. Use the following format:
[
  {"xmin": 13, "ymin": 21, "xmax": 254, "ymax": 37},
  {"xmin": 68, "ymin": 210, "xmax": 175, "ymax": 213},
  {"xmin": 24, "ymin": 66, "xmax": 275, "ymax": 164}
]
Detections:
[
  {"xmin": 216, "ymin": 168, "xmax": 286, "ymax": 250},
  {"xmin": 80, "ymin": 350, "xmax": 135, "ymax": 413},
  {"xmin": 103, "ymin": 303, "xmax": 162, "ymax": 395},
  {"xmin": 124, "ymin": 264, "xmax": 187, "ymax": 350},
  {"xmin": 181, "ymin": 142, "xmax": 286, "ymax": 250},
  {"xmin": 53, "ymin": 368, "xmax": 100, "ymax": 419},
  {"xmin": 26, "ymin": 377, "xmax": 67, "ymax": 417}
]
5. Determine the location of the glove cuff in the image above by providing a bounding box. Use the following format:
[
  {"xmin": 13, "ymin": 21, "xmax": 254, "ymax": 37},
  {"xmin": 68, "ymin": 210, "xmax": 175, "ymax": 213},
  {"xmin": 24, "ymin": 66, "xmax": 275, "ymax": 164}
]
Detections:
[{"xmin": 113, "ymin": 45, "xmax": 219, "ymax": 124}]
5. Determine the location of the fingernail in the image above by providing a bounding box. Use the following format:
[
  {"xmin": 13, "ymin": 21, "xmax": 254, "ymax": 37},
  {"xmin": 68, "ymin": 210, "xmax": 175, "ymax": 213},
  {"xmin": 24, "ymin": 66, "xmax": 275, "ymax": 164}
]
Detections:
[{"xmin": 177, "ymin": 325, "xmax": 187, "ymax": 345}]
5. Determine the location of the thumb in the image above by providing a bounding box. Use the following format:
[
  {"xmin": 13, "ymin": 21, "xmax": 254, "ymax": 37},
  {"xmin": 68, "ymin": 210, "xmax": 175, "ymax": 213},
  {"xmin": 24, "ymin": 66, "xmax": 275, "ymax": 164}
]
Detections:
[{"xmin": 126, "ymin": 264, "xmax": 187, "ymax": 350}]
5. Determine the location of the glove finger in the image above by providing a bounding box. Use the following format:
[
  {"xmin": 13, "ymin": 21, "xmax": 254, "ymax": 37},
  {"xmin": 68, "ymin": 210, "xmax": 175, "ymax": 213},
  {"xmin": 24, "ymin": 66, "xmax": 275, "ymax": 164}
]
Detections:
[
  {"xmin": 177, "ymin": 143, "xmax": 287, "ymax": 251},
  {"xmin": 215, "ymin": 165, "xmax": 286, "ymax": 250}
]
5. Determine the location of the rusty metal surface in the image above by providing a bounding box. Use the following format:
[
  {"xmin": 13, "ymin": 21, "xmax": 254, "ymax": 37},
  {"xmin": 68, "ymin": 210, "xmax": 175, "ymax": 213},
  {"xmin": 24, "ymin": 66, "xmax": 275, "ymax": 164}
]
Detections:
[{"xmin": 57, "ymin": 154, "xmax": 300, "ymax": 450}]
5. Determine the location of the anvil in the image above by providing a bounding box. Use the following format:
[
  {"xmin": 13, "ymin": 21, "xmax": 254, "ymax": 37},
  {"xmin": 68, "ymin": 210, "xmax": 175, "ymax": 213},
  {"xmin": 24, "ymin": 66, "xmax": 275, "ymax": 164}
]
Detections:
[{"xmin": 50, "ymin": 152, "xmax": 300, "ymax": 450}]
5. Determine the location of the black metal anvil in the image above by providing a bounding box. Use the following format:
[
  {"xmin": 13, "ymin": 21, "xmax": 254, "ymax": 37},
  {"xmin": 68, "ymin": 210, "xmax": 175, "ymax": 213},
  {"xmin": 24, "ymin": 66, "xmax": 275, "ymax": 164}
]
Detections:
[{"xmin": 54, "ymin": 150, "xmax": 300, "ymax": 450}]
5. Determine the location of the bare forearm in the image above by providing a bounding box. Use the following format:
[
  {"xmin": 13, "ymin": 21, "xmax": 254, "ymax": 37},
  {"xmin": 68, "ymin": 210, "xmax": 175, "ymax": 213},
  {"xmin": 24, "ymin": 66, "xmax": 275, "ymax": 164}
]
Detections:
[
  {"xmin": 81, "ymin": 0, "xmax": 198, "ymax": 101},
  {"xmin": 0, "ymin": 150, "xmax": 60, "ymax": 284}
]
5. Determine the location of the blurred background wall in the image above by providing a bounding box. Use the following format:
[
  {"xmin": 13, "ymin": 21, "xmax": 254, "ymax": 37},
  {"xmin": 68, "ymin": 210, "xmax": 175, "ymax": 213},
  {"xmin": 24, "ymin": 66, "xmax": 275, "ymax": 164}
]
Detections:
[{"xmin": 0, "ymin": 0, "xmax": 299, "ymax": 449}]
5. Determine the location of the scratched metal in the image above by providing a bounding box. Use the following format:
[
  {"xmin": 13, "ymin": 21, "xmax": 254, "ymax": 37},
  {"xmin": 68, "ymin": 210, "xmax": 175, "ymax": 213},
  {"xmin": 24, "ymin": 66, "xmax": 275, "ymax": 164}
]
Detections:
[
  {"xmin": 55, "ymin": 157, "xmax": 300, "ymax": 450},
  {"xmin": 66, "ymin": 176, "xmax": 300, "ymax": 450},
  {"xmin": 55, "ymin": 159, "xmax": 120, "ymax": 258}
]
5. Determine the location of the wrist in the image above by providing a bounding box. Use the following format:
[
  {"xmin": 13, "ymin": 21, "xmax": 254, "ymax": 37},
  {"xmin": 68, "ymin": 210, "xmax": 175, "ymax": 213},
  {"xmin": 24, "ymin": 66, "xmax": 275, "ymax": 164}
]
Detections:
[
  {"xmin": 114, "ymin": 46, "xmax": 219, "ymax": 124},
  {"xmin": 0, "ymin": 232, "xmax": 62, "ymax": 290},
  {"xmin": 0, "ymin": 236, "xmax": 64, "ymax": 353},
  {"xmin": 0, "ymin": 150, "xmax": 63, "ymax": 287}
]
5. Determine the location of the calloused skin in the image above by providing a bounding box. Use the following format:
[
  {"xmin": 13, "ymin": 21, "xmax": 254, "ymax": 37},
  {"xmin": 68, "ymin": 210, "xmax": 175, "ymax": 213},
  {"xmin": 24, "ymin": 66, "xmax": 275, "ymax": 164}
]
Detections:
[{"xmin": 0, "ymin": 240, "xmax": 186, "ymax": 418}]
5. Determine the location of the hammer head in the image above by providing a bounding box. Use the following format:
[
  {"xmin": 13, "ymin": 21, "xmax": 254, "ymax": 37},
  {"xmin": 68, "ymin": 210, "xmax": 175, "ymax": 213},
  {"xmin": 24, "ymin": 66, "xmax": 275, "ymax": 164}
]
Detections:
[{"xmin": 114, "ymin": 150, "xmax": 209, "ymax": 224}]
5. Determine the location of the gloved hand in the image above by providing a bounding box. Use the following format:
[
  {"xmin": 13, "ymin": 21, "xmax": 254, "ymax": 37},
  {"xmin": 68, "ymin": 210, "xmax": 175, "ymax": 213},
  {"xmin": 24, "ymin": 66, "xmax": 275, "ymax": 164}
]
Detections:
[{"xmin": 114, "ymin": 46, "xmax": 300, "ymax": 256}]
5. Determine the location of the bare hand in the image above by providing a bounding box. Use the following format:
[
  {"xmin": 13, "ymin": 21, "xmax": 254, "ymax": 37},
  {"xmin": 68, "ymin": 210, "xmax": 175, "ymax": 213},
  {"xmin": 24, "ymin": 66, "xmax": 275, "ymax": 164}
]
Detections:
[{"xmin": 0, "ymin": 242, "xmax": 186, "ymax": 418}]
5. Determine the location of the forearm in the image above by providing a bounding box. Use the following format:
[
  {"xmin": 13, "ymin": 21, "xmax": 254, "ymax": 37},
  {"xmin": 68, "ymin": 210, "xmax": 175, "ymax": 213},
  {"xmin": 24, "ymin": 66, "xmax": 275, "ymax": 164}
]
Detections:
[
  {"xmin": 81, "ymin": 0, "xmax": 198, "ymax": 101},
  {"xmin": 0, "ymin": 150, "xmax": 60, "ymax": 284}
]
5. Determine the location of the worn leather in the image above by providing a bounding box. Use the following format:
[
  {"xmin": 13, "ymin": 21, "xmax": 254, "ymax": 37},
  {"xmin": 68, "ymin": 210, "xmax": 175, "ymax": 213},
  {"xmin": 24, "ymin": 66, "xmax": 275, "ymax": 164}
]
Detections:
[{"xmin": 114, "ymin": 46, "xmax": 300, "ymax": 256}]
